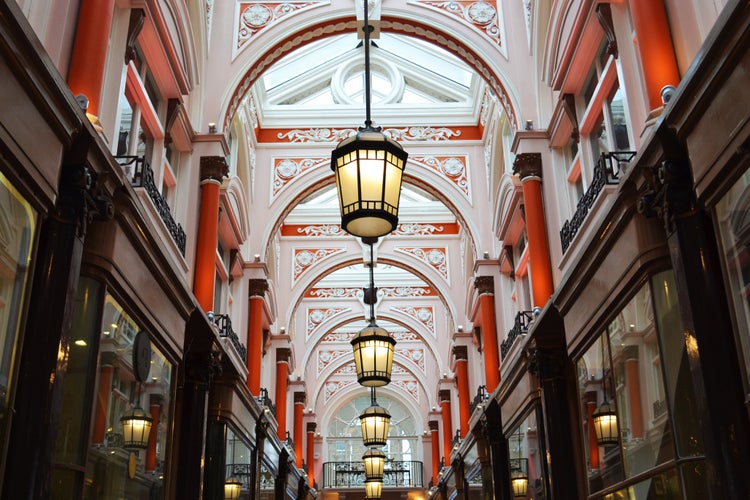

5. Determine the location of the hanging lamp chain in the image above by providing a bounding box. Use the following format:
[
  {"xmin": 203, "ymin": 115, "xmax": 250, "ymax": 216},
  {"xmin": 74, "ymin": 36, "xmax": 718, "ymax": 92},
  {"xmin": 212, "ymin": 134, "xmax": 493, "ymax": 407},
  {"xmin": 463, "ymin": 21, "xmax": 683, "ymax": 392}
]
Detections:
[
  {"xmin": 361, "ymin": 0, "xmax": 380, "ymax": 132},
  {"xmin": 369, "ymin": 240, "xmax": 376, "ymax": 322}
]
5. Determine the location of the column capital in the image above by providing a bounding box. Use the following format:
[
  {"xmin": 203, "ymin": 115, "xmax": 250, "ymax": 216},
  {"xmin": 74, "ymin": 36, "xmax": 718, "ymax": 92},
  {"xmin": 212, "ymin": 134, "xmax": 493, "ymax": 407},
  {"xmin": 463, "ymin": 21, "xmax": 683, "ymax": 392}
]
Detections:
[
  {"xmin": 513, "ymin": 152, "xmax": 543, "ymax": 180},
  {"xmin": 306, "ymin": 422, "xmax": 317, "ymax": 433},
  {"xmin": 294, "ymin": 392, "xmax": 307, "ymax": 405},
  {"xmin": 428, "ymin": 420, "xmax": 440, "ymax": 432},
  {"xmin": 276, "ymin": 347, "xmax": 292, "ymax": 364},
  {"xmin": 248, "ymin": 278, "xmax": 269, "ymax": 297},
  {"xmin": 474, "ymin": 275, "xmax": 494, "ymax": 294},
  {"xmin": 200, "ymin": 156, "xmax": 229, "ymax": 182},
  {"xmin": 452, "ymin": 345, "xmax": 468, "ymax": 361},
  {"xmin": 439, "ymin": 389, "xmax": 452, "ymax": 403}
]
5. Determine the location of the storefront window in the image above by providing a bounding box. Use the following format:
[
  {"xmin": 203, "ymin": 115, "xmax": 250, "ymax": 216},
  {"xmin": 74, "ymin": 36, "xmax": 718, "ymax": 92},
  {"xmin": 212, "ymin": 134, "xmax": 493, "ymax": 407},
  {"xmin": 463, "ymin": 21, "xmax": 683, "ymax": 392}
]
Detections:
[
  {"xmin": 578, "ymin": 277, "xmax": 685, "ymax": 495},
  {"xmin": 0, "ymin": 172, "xmax": 36, "ymax": 461},
  {"xmin": 507, "ymin": 411, "xmax": 545, "ymax": 500},
  {"xmin": 226, "ymin": 427, "xmax": 253, "ymax": 499},
  {"xmin": 716, "ymin": 168, "xmax": 750, "ymax": 393},
  {"xmin": 82, "ymin": 293, "xmax": 173, "ymax": 499}
]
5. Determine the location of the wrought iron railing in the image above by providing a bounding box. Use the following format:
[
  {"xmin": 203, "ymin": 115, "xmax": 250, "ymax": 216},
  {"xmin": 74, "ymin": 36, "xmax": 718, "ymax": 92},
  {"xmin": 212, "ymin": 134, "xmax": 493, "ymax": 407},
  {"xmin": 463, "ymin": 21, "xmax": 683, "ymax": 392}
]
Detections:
[
  {"xmin": 258, "ymin": 388, "xmax": 276, "ymax": 417},
  {"xmin": 653, "ymin": 399, "xmax": 667, "ymax": 419},
  {"xmin": 116, "ymin": 155, "xmax": 186, "ymax": 255},
  {"xmin": 211, "ymin": 313, "xmax": 247, "ymax": 362},
  {"xmin": 560, "ymin": 151, "xmax": 637, "ymax": 253},
  {"xmin": 470, "ymin": 385, "xmax": 490, "ymax": 415},
  {"xmin": 226, "ymin": 463, "xmax": 252, "ymax": 488},
  {"xmin": 451, "ymin": 429, "xmax": 462, "ymax": 449},
  {"xmin": 285, "ymin": 430, "xmax": 294, "ymax": 450},
  {"xmin": 500, "ymin": 310, "xmax": 534, "ymax": 360},
  {"xmin": 322, "ymin": 461, "xmax": 423, "ymax": 488}
]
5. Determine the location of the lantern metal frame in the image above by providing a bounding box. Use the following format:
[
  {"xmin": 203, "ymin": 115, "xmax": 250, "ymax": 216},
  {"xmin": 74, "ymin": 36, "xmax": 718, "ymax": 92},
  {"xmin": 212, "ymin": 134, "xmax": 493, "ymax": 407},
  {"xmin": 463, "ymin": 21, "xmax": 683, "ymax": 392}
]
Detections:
[
  {"xmin": 363, "ymin": 447, "xmax": 386, "ymax": 480},
  {"xmin": 359, "ymin": 388, "xmax": 391, "ymax": 447},
  {"xmin": 330, "ymin": 0, "xmax": 408, "ymax": 239},
  {"xmin": 509, "ymin": 428, "xmax": 528, "ymax": 498},
  {"xmin": 224, "ymin": 476, "xmax": 242, "ymax": 500},
  {"xmin": 593, "ymin": 336, "xmax": 620, "ymax": 446},
  {"xmin": 365, "ymin": 478, "xmax": 383, "ymax": 499},
  {"xmin": 120, "ymin": 403, "xmax": 153, "ymax": 450}
]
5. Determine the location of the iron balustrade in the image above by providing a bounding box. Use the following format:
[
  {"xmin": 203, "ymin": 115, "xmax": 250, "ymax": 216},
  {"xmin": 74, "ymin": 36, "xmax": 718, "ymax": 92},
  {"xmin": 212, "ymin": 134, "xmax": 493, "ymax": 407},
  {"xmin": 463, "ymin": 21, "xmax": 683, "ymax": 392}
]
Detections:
[
  {"xmin": 500, "ymin": 310, "xmax": 534, "ymax": 360},
  {"xmin": 322, "ymin": 461, "xmax": 423, "ymax": 488},
  {"xmin": 258, "ymin": 388, "xmax": 276, "ymax": 417},
  {"xmin": 226, "ymin": 463, "xmax": 253, "ymax": 488},
  {"xmin": 451, "ymin": 429, "xmax": 461, "ymax": 449},
  {"xmin": 560, "ymin": 151, "xmax": 637, "ymax": 253},
  {"xmin": 470, "ymin": 385, "xmax": 490, "ymax": 415},
  {"xmin": 211, "ymin": 313, "xmax": 248, "ymax": 362},
  {"xmin": 115, "ymin": 155, "xmax": 186, "ymax": 255}
]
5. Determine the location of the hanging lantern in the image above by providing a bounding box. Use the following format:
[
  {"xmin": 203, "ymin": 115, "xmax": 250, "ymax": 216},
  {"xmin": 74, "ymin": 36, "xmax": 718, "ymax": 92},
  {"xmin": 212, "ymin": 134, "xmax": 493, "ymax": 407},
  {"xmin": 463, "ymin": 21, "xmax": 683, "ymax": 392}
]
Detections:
[
  {"xmin": 120, "ymin": 404, "xmax": 153, "ymax": 450},
  {"xmin": 351, "ymin": 320, "xmax": 396, "ymax": 387},
  {"xmin": 365, "ymin": 478, "xmax": 383, "ymax": 499},
  {"xmin": 224, "ymin": 477, "xmax": 242, "ymax": 500},
  {"xmin": 363, "ymin": 448, "xmax": 386, "ymax": 480},
  {"xmin": 511, "ymin": 470, "xmax": 529, "ymax": 497},
  {"xmin": 593, "ymin": 400, "xmax": 619, "ymax": 446},
  {"xmin": 360, "ymin": 401, "xmax": 391, "ymax": 447},
  {"xmin": 331, "ymin": 130, "xmax": 408, "ymax": 238}
]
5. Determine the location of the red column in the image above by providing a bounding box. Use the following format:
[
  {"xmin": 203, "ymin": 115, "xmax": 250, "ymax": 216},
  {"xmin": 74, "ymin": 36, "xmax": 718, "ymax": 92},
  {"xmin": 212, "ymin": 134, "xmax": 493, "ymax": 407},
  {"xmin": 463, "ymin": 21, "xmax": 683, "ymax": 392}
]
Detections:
[
  {"xmin": 247, "ymin": 280, "xmax": 268, "ymax": 395},
  {"xmin": 439, "ymin": 390, "xmax": 454, "ymax": 467},
  {"xmin": 630, "ymin": 0, "xmax": 680, "ymax": 111},
  {"xmin": 514, "ymin": 154, "xmax": 553, "ymax": 308},
  {"xmin": 475, "ymin": 276, "xmax": 500, "ymax": 392},
  {"xmin": 275, "ymin": 349, "xmax": 291, "ymax": 441},
  {"xmin": 586, "ymin": 394, "xmax": 600, "ymax": 470},
  {"xmin": 453, "ymin": 346, "xmax": 470, "ymax": 437},
  {"xmin": 306, "ymin": 422, "xmax": 317, "ymax": 488},
  {"xmin": 294, "ymin": 392, "xmax": 306, "ymax": 468},
  {"xmin": 66, "ymin": 0, "xmax": 116, "ymax": 116},
  {"xmin": 429, "ymin": 420, "xmax": 441, "ymax": 485},
  {"xmin": 92, "ymin": 364, "xmax": 113, "ymax": 444},
  {"xmin": 193, "ymin": 157, "xmax": 227, "ymax": 312},
  {"xmin": 146, "ymin": 396, "xmax": 162, "ymax": 472},
  {"xmin": 625, "ymin": 348, "xmax": 644, "ymax": 439}
]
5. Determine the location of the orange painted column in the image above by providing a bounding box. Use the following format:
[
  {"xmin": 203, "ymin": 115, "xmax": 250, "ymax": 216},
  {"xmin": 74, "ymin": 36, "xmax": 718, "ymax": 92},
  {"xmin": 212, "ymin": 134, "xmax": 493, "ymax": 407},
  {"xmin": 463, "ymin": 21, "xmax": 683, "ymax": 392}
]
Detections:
[
  {"xmin": 475, "ymin": 276, "xmax": 500, "ymax": 392},
  {"xmin": 429, "ymin": 420, "xmax": 441, "ymax": 485},
  {"xmin": 625, "ymin": 349, "xmax": 644, "ymax": 439},
  {"xmin": 275, "ymin": 348, "xmax": 291, "ymax": 441},
  {"xmin": 439, "ymin": 390, "xmax": 454, "ymax": 467},
  {"xmin": 514, "ymin": 153, "xmax": 554, "ymax": 308},
  {"xmin": 92, "ymin": 364, "xmax": 113, "ymax": 444},
  {"xmin": 294, "ymin": 392, "xmax": 306, "ymax": 468},
  {"xmin": 193, "ymin": 157, "xmax": 227, "ymax": 312},
  {"xmin": 146, "ymin": 397, "xmax": 162, "ymax": 471},
  {"xmin": 586, "ymin": 396, "xmax": 600, "ymax": 470},
  {"xmin": 66, "ymin": 0, "xmax": 116, "ymax": 116},
  {"xmin": 247, "ymin": 279, "xmax": 268, "ymax": 395},
  {"xmin": 306, "ymin": 422, "xmax": 317, "ymax": 489},
  {"xmin": 453, "ymin": 346, "xmax": 471, "ymax": 437},
  {"xmin": 630, "ymin": 0, "xmax": 680, "ymax": 111}
]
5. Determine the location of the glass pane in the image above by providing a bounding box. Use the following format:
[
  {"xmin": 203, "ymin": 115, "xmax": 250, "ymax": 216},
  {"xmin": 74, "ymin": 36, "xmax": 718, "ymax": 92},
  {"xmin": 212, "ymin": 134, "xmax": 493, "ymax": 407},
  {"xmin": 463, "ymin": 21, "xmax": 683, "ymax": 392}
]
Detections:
[
  {"xmin": 650, "ymin": 271, "xmax": 704, "ymax": 458},
  {"xmin": 590, "ymin": 115, "xmax": 609, "ymax": 164},
  {"xmin": 506, "ymin": 411, "xmax": 546, "ymax": 500},
  {"xmin": 609, "ymin": 284, "xmax": 674, "ymax": 478},
  {"xmin": 608, "ymin": 87, "xmax": 630, "ymax": 151},
  {"xmin": 0, "ymin": 172, "xmax": 36, "ymax": 461},
  {"xmin": 82, "ymin": 294, "xmax": 173, "ymax": 499},
  {"xmin": 53, "ymin": 278, "xmax": 103, "ymax": 499},
  {"xmin": 578, "ymin": 334, "xmax": 624, "ymax": 493},
  {"xmin": 715, "ymin": 168, "xmax": 750, "ymax": 393},
  {"xmin": 226, "ymin": 427, "xmax": 253, "ymax": 496}
]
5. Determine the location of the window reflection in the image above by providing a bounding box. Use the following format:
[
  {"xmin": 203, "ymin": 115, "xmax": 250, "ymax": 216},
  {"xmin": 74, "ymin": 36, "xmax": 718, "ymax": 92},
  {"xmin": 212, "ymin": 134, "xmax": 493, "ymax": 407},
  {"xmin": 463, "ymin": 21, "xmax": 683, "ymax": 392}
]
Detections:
[{"xmin": 507, "ymin": 411, "xmax": 545, "ymax": 500}]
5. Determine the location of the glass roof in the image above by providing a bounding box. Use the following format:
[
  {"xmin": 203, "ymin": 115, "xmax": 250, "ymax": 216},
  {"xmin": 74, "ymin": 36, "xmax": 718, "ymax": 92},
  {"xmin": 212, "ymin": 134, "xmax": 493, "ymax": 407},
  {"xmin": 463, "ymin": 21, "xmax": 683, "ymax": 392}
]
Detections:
[{"xmin": 251, "ymin": 33, "xmax": 484, "ymax": 127}]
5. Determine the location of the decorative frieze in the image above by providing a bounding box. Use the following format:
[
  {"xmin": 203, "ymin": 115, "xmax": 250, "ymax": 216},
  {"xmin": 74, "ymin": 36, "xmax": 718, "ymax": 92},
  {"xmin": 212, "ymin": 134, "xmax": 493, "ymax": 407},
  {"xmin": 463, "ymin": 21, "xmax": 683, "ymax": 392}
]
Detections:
[
  {"xmin": 410, "ymin": 155, "xmax": 471, "ymax": 198},
  {"xmin": 293, "ymin": 247, "xmax": 344, "ymax": 281},
  {"xmin": 392, "ymin": 305, "xmax": 435, "ymax": 336},
  {"xmin": 272, "ymin": 157, "xmax": 327, "ymax": 199},
  {"xmin": 235, "ymin": 1, "xmax": 326, "ymax": 54},
  {"xmin": 306, "ymin": 307, "xmax": 348, "ymax": 338},
  {"xmin": 417, "ymin": 0, "xmax": 504, "ymax": 47},
  {"xmin": 395, "ymin": 247, "xmax": 448, "ymax": 279}
]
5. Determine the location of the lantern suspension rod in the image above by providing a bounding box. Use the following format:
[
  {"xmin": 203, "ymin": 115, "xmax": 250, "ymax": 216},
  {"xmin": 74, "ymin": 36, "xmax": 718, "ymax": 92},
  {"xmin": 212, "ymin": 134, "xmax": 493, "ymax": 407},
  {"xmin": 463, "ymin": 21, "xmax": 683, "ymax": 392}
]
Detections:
[
  {"xmin": 368, "ymin": 240, "xmax": 376, "ymax": 322},
  {"xmin": 371, "ymin": 386, "xmax": 377, "ymax": 405},
  {"xmin": 361, "ymin": 0, "xmax": 377, "ymax": 131}
]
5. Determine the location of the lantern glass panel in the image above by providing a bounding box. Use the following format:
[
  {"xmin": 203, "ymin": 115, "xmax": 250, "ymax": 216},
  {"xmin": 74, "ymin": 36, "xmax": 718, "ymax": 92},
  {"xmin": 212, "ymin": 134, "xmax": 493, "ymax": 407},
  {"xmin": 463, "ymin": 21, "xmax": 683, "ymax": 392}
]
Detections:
[
  {"xmin": 121, "ymin": 407, "xmax": 153, "ymax": 450},
  {"xmin": 360, "ymin": 405, "xmax": 390, "ymax": 447},
  {"xmin": 365, "ymin": 479, "xmax": 383, "ymax": 499},
  {"xmin": 363, "ymin": 449, "xmax": 386, "ymax": 479},
  {"xmin": 225, "ymin": 477, "xmax": 242, "ymax": 500}
]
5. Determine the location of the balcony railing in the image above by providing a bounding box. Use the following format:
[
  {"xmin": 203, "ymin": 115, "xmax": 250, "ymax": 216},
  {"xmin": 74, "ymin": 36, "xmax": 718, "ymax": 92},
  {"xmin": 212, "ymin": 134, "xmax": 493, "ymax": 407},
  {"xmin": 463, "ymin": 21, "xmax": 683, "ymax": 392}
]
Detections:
[
  {"xmin": 211, "ymin": 313, "xmax": 247, "ymax": 362},
  {"xmin": 322, "ymin": 461, "xmax": 423, "ymax": 488},
  {"xmin": 470, "ymin": 385, "xmax": 490, "ymax": 415},
  {"xmin": 258, "ymin": 388, "xmax": 276, "ymax": 417},
  {"xmin": 560, "ymin": 151, "xmax": 637, "ymax": 253},
  {"xmin": 500, "ymin": 310, "xmax": 533, "ymax": 360},
  {"xmin": 116, "ymin": 155, "xmax": 186, "ymax": 255}
]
